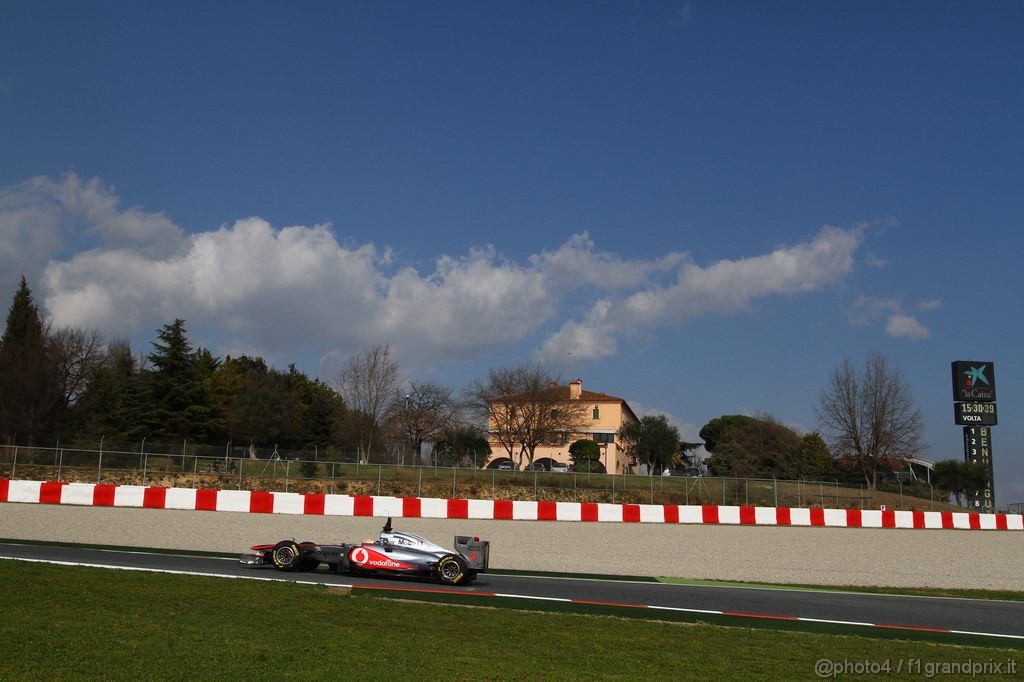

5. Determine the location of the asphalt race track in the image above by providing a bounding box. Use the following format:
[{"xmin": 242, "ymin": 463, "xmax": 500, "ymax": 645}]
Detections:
[{"xmin": 2, "ymin": 540, "xmax": 1022, "ymax": 643}]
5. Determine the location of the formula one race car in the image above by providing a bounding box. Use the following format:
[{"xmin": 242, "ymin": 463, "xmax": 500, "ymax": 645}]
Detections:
[{"xmin": 239, "ymin": 518, "xmax": 489, "ymax": 586}]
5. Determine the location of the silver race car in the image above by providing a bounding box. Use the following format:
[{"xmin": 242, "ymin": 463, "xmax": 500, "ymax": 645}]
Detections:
[{"xmin": 240, "ymin": 518, "xmax": 489, "ymax": 586}]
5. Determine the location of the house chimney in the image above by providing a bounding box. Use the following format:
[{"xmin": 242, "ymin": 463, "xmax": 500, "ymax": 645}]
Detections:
[{"xmin": 569, "ymin": 378, "xmax": 582, "ymax": 400}]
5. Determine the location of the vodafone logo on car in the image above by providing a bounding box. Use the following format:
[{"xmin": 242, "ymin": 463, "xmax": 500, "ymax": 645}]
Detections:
[{"xmin": 348, "ymin": 546, "xmax": 409, "ymax": 569}]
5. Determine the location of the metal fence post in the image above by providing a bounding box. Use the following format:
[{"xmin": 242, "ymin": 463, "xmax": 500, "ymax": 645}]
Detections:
[
  {"xmin": 418, "ymin": 466, "xmax": 422, "ymax": 498},
  {"xmin": 192, "ymin": 455, "xmax": 198, "ymax": 489},
  {"xmin": 98, "ymin": 436, "xmax": 105, "ymax": 484},
  {"xmin": 377, "ymin": 465, "xmax": 382, "ymax": 496},
  {"xmin": 12, "ymin": 445, "xmax": 18, "ymax": 478},
  {"xmin": 57, "ymin": 448, "xmax": 63, "ymax": 482},
  {"xmin": 452, "ymin": 466, "xmax": 457, "ymax": 499}
]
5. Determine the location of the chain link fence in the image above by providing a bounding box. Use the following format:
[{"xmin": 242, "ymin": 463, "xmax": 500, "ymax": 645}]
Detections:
[{"xmin": 1, "ymin": 442, "xmax": 950, "ymax": 510}]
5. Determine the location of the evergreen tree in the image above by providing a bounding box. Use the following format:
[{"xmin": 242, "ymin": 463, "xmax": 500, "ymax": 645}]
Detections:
[
  {"xmin": 569, "ymin": 438, "xmax": 602, "ymax": 473},
  {"xmin": 71, "ymin": 339, "xmax": 149, "ymax": 444},
  {"xmin": 0, "ymin": 277, "xmax": 63, "ymax": 445},
  {"xmin": 226, "ymin": 368, "xmax": 301, "ymax": 450},
  {"xmin": 433, "ymin": 426, "xmax": 491, "ymax": 468},
  {"xmin": 618, "ymin": 414, "xmax": 681, "ymax": 475},
  {"xmin": 285, "ymin": 364, "xmax": 345, "ymax": 450},
  {"xmin": 702, "ymin": 414, "xmax": 803, "ymax": 478},
  {"xmin": 145, "ymin": 319, "xmax": 220, "ymax": 442},
  {"xmin": 798, "ymin": 432, "xmax": 834, "ymax": 478}
]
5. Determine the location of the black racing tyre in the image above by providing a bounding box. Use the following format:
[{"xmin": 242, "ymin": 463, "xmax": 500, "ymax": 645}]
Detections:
[
  {"xmin": 271, "ymin": 540, "xmax": 301, "ymax": 571},
  {"xmin": 436, "ymin": 554, "xmax": 468, "ymax": 585}
]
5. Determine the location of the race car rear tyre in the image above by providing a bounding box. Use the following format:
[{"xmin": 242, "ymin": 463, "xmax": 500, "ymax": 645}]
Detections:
[
  {"xmin": 436, "ymin": 554, "xmax": 469, "ymax": 585},
  {"xmin": 271, "ymin": 541, "xmax": 301, "ymax": 571}
]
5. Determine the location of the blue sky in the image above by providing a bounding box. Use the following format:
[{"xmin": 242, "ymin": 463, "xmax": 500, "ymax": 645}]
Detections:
[{"xmin": 2, "ymin": 2, "xmax": 1022, "ymax": 505}]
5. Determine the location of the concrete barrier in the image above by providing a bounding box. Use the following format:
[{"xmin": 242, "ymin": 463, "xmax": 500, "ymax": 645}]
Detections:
[{"xmin": 3, "ymin": 479, "xmax": 1021, "ymax": 530}]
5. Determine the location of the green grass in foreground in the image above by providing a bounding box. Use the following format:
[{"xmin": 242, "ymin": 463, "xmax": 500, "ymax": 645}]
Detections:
[
  {"xmin": 0, "ymin": 561, "xmax": 1019, "ymax": 681},
  {"xmin": 655, "ymin": 576, "xmax": 1024, "ymax": 602}
]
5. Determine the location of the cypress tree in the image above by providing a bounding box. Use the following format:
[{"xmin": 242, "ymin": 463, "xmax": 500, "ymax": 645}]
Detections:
[{"xmin": 0, "ymin": 277, "xmax": 62, "ymax": 445}]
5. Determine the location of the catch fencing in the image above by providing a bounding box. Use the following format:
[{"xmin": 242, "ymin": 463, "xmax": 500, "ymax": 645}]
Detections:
[{"xmin": 1, "ymin": 442, "xmax": 923, "ymax": 510}]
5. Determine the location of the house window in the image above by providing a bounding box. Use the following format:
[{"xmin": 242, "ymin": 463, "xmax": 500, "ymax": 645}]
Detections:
[
  {"xmin": 592, "ymin": 405, "xmax": 600, "ymax": 420},
  {"xmin": 594, "ymin": 433, "xmax": 614, "ymax": 444}
]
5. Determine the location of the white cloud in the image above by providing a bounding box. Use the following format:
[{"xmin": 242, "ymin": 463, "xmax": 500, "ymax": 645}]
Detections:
[
  {"xmin": 0, "ymin": 173, "xmax": 185, "ymax": 296},
  {"xmin": 530, "ymin": 232, "xmax": 686, "ymax": 291},
  {"xmin": 2, "ymin": 174, "xmax": 872, "ymax": 372},
  {"xmin": 42, "ymin": 215, "xmax": 553, "ymax": 367},
  {"xmin": 864, "ymin": 249, "xmax": 887, "ymax": 268},
  {"xmin": 886, "ymin": 314, "xmax": 930, "ymax": 340},
  {"xmin": 0, "ymin": 178, "xmax": 66, "ymax": 292},
  {"xmin": 846, "ymin": 295, "xmax": 933, "ymax": 341},
  {"xmin": 847, "ymin": 295, "xmax": 901, "ymax": 326},
  {"xmin": 541, "ymin": 225, "xmax": 865, "ymax": 360}
]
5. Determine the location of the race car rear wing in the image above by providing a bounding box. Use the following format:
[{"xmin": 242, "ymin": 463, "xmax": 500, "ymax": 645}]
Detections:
[{"xmin": 454, "ymin": 535, "xmax": 489, "ymax": 571}]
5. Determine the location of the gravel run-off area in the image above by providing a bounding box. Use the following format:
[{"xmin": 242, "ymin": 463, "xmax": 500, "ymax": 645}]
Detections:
[{"xmin": 1, "ymin": 503, "xmax": 1022, "ymax": 590}]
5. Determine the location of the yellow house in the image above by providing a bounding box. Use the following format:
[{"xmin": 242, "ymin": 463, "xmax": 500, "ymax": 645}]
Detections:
[{"xmin": 485, "ymin": 378, "xmax": 640, "ymax": 474}]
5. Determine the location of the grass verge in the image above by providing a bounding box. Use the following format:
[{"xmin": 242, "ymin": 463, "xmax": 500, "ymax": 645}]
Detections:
[
  {"xmin": 0, "ymin": 560, "xmax": 1019, "ymax": 681},
  {"xmin": 655, "ymin": 576, "xmax": 1024, "ymax": 602}
]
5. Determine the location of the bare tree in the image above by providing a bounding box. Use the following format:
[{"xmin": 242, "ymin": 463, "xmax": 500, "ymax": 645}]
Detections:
[
  {"xmin": 815, "ymin": 352, "xmax": 924, "ymax": 489},
  {"xmin": 465, "ymin": 363, "xmax": 588, "ymax": 469},
  {"xmin": 393, "ymin": 380, "xmax": 458, "ymax": 465},
  {"xmin": 334, "ymin": 345, "xmax": 401, "ymax": 463},
  {"xmin": 50, "ymin": 326, "xmax": 105, "ymax": 407}
]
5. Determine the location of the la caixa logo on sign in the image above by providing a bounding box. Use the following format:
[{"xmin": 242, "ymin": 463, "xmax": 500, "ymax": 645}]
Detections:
[{"xmin": 951, "ymin": 361, "xmax": 996, "ymax": 402}]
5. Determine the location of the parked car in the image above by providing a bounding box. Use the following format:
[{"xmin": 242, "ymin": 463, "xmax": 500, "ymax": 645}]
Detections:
[
  {"xmin": 525, "ymin": 463, "xmax": 546, "ymax": 472},
  {"xmin": 683, "ymin": 467, "xmax": 701, "ymax": 477},
  {"xmin": 497, "ymin": 461, "xmax": 516, "ymax": 471},
  {"xmin": 550, "ymin": 462, "xmax": 569, "ymax": 473}
]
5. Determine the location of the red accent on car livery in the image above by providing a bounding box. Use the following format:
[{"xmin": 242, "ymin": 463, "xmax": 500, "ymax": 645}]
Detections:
[{"xmin": 348, "ymin": 545, "xmax": 417, "ymax": 570}]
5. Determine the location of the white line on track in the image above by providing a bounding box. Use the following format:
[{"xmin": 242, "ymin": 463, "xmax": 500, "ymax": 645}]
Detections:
[{"xmin": 4, "ymin": 554, "xmax": 1024, "ymax": 642}]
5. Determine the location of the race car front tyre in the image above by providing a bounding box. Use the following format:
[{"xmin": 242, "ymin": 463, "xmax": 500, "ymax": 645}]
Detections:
[
  {"xmin": 271, "ymin": 541, "xmax": 301, "ymax": 571},
  {"xmin": 436, "ymin": 554, "xmax": 469, "ymax": 585}
]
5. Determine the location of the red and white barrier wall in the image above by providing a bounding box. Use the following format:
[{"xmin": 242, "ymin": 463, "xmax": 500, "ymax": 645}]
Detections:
[{"xmin": 2, "ymin": 479, "xmax": 1022, "ymax": 530}]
